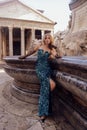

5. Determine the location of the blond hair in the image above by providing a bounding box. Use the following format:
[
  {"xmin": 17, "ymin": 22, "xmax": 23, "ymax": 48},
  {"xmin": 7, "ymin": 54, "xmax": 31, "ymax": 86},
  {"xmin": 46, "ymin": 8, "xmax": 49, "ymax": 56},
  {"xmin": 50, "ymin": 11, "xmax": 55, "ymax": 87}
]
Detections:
[{"xmin": 42, "ymin": 33, "xmax": 54, "ymax": 45}]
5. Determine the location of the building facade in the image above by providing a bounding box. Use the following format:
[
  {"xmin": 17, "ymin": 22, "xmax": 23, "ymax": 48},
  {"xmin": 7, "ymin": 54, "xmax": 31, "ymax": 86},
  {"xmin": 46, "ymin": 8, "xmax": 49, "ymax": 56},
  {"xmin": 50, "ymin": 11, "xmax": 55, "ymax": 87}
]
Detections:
[{"xmin": 0, "ymin": 0, "xmax": 56, "ymax": 60}]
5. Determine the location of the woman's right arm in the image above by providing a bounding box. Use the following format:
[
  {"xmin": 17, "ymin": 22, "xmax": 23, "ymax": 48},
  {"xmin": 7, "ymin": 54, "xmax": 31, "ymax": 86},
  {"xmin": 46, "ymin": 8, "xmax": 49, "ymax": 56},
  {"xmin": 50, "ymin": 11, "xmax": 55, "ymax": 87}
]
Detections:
[{"xmin": 19, "ymin": 44, "xmax": 40, "ymax": 59}]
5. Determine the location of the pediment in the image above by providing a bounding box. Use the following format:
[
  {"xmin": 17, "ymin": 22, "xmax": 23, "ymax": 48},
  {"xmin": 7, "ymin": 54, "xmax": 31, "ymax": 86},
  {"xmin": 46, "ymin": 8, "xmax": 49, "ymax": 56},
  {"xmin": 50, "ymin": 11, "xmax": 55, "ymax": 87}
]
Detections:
[{"xmin": 0, "ymin": 0, "xmax": 54, "ymax": 24}]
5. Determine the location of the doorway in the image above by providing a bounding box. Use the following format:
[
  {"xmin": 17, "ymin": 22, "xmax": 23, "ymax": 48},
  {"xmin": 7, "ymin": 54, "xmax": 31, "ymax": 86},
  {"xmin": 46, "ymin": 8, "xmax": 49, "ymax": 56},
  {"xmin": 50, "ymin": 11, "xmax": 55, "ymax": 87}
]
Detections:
[{"xmin": 13, "ymin": 28, "xmax": 21, "ymax": 55}]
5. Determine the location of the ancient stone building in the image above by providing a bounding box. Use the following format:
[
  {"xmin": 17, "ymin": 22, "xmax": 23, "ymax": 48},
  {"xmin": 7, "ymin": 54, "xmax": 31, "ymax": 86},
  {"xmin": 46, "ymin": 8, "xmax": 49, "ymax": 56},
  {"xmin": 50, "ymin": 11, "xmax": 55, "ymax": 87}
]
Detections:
[
  {"xmin": 55, "ymin": 0, "xmax": 87, "ymax": 56},
  {"xmin": 0, "ymin": 0, "xmax": 56, "ymax": 60}
]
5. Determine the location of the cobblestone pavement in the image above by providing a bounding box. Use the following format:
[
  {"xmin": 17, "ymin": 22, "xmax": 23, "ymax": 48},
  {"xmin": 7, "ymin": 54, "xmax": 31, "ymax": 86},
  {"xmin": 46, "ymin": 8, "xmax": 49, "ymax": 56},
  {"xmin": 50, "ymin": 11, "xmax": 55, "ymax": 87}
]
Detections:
[{"xmin": 0, "ymin": 65, "xmax": 74, "ymax": 130}]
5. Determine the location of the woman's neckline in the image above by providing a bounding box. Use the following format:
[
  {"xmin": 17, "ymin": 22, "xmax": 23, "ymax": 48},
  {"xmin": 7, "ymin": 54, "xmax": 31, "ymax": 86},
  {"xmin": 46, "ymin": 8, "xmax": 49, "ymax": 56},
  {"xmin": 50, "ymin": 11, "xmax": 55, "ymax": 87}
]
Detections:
[{"xmin": 38, "ymin": 48, "xmax": 50, "ymax": 54}]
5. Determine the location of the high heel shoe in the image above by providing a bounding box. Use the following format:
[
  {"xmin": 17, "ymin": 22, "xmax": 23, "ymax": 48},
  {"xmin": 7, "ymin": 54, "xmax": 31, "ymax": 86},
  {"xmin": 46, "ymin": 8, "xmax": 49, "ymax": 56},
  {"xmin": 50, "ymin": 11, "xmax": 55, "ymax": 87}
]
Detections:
[{"xmin": 40, "ymin": 116, "xmax": 46, "ymax": 123}]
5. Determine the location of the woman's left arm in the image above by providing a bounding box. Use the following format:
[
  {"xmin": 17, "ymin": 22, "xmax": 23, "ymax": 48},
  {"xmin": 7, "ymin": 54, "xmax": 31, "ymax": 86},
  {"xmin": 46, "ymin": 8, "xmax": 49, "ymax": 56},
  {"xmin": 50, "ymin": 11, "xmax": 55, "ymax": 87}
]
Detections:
[{"xmin": 50, "ymin": 48, "xmax": 62, "ymax": 59}]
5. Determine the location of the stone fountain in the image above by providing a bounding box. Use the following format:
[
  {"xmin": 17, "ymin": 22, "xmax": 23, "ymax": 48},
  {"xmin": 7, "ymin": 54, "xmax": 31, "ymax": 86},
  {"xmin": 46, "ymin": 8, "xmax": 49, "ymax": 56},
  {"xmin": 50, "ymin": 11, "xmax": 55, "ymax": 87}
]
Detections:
[
  {"xmin": 54, "ymin": 0, "xmax": 87, "ymax": 56},
  {"xmin": 3, "ymin": 55, "xmax": 87, "ymax": 130},
  {"xmin": 3, "ymin": 56, "xmax": 40, "ymax": 104},
  {"xmin": 51, "ymin": 56, "xmax": 87, "ymax": 130}
]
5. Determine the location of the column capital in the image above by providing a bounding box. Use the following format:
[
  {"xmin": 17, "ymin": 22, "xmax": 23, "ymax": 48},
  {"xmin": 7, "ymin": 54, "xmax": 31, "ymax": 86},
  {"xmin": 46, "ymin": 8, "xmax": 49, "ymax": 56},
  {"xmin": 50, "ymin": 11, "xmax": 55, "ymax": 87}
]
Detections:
[
  {"xmin": 8, "ymin": 26, "xmax": 13, "ymax": 29},
  {"xmin": 21, "ymin": 27, "xmax": 25, "ymax": 31}
]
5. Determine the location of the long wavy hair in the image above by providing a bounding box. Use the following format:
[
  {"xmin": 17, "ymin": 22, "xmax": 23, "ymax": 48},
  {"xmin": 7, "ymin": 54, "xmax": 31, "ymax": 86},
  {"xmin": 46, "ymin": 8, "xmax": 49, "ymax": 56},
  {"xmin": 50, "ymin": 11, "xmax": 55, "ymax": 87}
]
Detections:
[{"xmin": 42, "ymin": 33, "xmax": 57, "ymax": 50}]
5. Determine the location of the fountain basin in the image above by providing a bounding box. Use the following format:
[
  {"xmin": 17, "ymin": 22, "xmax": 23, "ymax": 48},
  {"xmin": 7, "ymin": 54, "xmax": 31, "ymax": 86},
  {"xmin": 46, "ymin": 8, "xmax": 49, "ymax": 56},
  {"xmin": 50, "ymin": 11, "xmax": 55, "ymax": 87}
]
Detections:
[
  {"xmin": 3, "ymin": 55, "xmax": 87, "ymax": 129},
  {"xmin": 3, "ymin": 56, "xmax": 40, "ymax": 104}
]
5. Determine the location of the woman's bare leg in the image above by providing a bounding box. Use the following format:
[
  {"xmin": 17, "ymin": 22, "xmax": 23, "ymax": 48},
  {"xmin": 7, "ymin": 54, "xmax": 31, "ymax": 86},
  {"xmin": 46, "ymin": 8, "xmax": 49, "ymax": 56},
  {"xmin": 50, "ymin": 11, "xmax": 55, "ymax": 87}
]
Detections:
[{"xmin": 50, "ymin": 78, "xmax": 56, "ymax": 91}]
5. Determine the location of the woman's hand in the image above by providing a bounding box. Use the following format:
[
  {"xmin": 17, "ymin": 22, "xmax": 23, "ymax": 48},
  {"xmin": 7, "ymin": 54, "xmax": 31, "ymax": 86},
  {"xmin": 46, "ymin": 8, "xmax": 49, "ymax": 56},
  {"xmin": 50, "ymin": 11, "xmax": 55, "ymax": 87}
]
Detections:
[
  {"xmin": 55, "ymin": 54, "xmax": 62, "ymax": 58},
  {"xmin": 50, "ymin": 48, "xmax": 62, "ymax": 59},
  {"xmin": 50, "ymin": 48, "xmax": 58, "ymax": 59}
]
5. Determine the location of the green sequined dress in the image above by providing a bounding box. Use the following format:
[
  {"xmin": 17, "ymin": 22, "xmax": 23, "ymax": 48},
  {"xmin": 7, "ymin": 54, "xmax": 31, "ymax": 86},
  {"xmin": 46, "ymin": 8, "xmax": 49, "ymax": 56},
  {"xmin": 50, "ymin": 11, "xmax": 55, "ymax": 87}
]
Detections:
[{"xmin": 35, "ymin": 49, "xmax": 52, "ymax": 116}]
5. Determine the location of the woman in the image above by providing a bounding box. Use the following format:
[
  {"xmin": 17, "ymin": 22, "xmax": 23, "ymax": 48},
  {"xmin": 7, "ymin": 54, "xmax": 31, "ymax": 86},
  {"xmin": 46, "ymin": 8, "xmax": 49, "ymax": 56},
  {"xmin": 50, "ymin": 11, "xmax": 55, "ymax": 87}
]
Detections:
[{"xmin": 19, "ymin": 33, "xmax": 59, "ymax": 122}]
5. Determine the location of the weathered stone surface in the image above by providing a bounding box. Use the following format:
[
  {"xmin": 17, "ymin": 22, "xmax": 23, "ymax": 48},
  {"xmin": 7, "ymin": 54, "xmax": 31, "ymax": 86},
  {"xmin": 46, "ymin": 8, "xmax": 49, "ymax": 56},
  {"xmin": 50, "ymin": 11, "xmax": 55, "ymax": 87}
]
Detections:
[
  {"xmin": 51, "ymin": 56, "xmax": 87, "ymax": 130},
  {"xmin": 63, "ymin": 31, "xmax": 87, "ymax": 56},
  {"xmin": 3, "ymin": 56, "xmax": 87, "ymax": 129},
  {"xmin": 27, "ymin": 122, "xmax": 43, "ymax": 130},
  {"xmin": 3, "ymin": 56, "xmax": 40, "ymax": 104},
  {"xmin": 0, "ymin": 66, "xmax": 74, "ymax": 130},
  {"xmin": 54, "ymin": 0, "xmax": 87, "ymax": 56}
]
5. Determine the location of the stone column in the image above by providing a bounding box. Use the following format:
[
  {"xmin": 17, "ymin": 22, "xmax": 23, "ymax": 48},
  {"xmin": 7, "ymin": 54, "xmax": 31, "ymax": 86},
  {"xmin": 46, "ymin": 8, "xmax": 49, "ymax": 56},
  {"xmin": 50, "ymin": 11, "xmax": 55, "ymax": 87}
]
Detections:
[
  {"xmin": 28, "ymin": 29, "xmax": 35, "ymax": 49},
  {"xmin": 50, "ymin": 30, "xmax": 54, "ymax": 36},
  {"xmin": 21, "ymin": 28, "xmax": 25, "ymax": 55},
  {"xmin": 41, "ymin": 30, "xmax": 44, "ymax": 39},
  {"xmin": 3, "ymin": 30, "xmax": 7, "ymax": 57},
  {"xmin": 9, "ymin": 27, "xmax": 13, "ymax": 56},
  {"xmin": 31, "ymin": 29, "xmax": 35, "ymax": 41},
  {"xmin": 0, "ymin": 27, "xmax": 2, "ymax": 60}
]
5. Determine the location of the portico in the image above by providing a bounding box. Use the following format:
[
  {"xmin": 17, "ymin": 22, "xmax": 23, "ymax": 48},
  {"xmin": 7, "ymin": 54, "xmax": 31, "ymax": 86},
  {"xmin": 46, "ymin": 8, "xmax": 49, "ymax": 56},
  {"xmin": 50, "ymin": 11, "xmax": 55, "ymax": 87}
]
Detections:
[{"xmin": 0, "ymin": 0, "xmax": 55, "ymax": 60}]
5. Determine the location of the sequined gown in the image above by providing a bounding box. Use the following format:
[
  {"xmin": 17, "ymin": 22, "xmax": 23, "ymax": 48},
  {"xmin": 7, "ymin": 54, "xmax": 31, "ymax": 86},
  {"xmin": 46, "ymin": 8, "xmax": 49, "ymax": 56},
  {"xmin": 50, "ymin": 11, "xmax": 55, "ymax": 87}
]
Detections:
[{"xmin": 35, "ymin": 49, "xmax": 52, "ymax": 116}]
